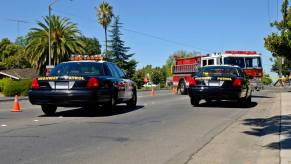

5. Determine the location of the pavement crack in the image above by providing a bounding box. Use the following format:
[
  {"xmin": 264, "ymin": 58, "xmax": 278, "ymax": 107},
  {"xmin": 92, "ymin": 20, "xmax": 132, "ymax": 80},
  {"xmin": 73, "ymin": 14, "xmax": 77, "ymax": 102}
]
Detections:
[{"xmin": 89, "ymin": 135, "xmax": 130, "ymax": 142}]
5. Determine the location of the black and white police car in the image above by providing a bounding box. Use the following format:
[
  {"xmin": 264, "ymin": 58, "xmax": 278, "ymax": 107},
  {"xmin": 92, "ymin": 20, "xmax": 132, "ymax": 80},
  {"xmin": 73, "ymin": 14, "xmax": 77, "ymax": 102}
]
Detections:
[
  {"xmin": 29, "ymin": 56, "xmax": 137, "ymax": 115},
  {"xmin": 188, "ymin": 65, "xmax": 252, "ymax": 106}
]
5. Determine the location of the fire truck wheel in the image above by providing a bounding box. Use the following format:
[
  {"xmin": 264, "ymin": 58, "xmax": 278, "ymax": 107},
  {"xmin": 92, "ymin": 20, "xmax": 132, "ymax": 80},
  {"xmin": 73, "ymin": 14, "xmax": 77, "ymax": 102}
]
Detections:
[
  {"xmin": 190, "ymin": 97, "xmax": 200, "ymax": 106},
  {"xmin": 179, "ymin": 81, "xmax": 187, "ymax": 95}
]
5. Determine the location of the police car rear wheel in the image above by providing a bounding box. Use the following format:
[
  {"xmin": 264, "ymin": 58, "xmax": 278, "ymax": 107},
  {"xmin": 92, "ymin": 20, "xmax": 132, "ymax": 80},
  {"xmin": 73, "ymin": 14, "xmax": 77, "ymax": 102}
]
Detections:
[
  {"xmin": 127, "ymin": 90, "xmax": 137, "ymax": 108},
  {"xmin": 104, "ymin": 94, "xmax": 117, "ymax": 112},
  {"xmin": 41, "ymin": 105, "xmax": 57, "ymax": 116},
  {"xmin": 191, "ymin": 97, "xmax": 200, "ymax": 106}
]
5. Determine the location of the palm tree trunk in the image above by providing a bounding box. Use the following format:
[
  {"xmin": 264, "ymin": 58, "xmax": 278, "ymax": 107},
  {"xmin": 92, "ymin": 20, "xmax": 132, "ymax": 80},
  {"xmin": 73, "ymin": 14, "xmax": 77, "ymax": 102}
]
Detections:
[{"xmin": 105, "ymin": 27, "xmax": 108, "ymax": 58}]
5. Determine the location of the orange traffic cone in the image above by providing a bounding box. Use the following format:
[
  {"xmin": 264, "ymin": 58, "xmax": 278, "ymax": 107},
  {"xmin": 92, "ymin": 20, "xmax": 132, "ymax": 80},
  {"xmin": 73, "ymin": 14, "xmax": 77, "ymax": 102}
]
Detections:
[
  {"xmin": 172, "ymin": 87, "xmax": 177, "ymax": 94},
  {"xmin": 150, "ymin": 87, "xmax": 156, "ymax": 96},
  {"xmin": 11, "ymin": 95, "xmax": 21, "ymax": 112}
]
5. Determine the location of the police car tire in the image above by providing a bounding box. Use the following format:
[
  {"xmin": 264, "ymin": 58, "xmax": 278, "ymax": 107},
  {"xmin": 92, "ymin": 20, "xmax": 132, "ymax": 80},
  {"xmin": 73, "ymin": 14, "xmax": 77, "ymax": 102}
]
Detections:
[
  {"xmin": 41, "ymin": 105, "xmax": 57, "ymax": 116},
  {"xmin": 191, "ymin": 97, "xmax": 200, "ymax": 106},
  {"xmin": 104, "ymin": 94, "xmax": 117, "ymax": 112},
  {"xmin": 205, "ymin": 99, "xmax": 212, "ymax": 103},
  {"xmin": 179, "ymin": 81, "xmax": 187, "ymax": 95},
  {"xmin": 127, "ymin": 90, "xmax": 137, "ymax": 108},
  {"xmin": 239, "ymin": 96, "xmax": 251, "ymax": 106}
]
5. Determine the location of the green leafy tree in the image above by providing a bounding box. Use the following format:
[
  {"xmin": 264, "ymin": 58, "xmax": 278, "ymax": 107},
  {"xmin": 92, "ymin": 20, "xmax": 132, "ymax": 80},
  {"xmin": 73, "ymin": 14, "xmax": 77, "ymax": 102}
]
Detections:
[
  {"xmin": 108, "ymin": 16, "xmax": 136, "ymax": 77},
  {"xmin": 96, "ymin": 1, "xmax": 114, "ymax": 54},
  {"xmin": 26, "ymin": 15, "xmax": 84, "ymax": 74},
  {"xmin": 15, "ymin": 36, "xmax": 28, "ymax": 47},
  {"xmin": 151, "ymin": 69, "xmax": 162, "ymax": 85},
  {"xmin": 0, "ymin": 38, "xmax": 30, "ymax": 69},
  {"xmin": 262, "ymin": 73, "xmax": 273, "ymax": 85},
  {"xmin": 271, "ymin": 57, "xmax": 291, "ymax": 76},
  {"xmin": 264, "ymin": 0, "xmax": 291, "ymax": 77},
  {"xmin": 132, "ymin": 69, "xmax": 146, "ymax": 89},
  {"xmin": 80, "ymin": 36, "xmax": 101, "ymax": 55}
]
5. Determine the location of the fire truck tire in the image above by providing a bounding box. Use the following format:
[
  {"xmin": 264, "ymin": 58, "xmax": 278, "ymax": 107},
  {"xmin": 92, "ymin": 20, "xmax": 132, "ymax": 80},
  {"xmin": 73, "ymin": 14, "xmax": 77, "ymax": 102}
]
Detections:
[
  {"xmin": 178, "ymin": 81, "xmax": 187, "ymax": 95},
  {"xmin": 190, "ymin": 97, "xmax": 200, "ymax": 106}
]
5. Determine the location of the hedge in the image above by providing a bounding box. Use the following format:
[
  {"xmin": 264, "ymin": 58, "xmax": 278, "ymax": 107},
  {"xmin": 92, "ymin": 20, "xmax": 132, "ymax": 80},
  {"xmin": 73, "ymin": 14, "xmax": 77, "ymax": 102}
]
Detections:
[{"xmin": 1, "ymin": 78, "xmax": 32, "ymax": 96}]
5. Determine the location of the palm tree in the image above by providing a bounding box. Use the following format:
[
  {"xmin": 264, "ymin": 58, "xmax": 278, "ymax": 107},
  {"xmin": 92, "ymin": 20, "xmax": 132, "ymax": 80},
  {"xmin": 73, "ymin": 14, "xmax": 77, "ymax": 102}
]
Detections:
[
  {"xmin": 26, "ymin": 15, "xmax": 84, "ymax": 73},
  {"xmin": 96, "ymin": 1, "xmax": 113, "ymax": 56}
]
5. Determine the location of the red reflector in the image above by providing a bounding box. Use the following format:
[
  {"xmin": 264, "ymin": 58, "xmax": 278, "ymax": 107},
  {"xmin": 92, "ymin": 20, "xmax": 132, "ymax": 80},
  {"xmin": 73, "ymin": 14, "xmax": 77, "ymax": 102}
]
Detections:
[
  {"xmin": 31, "ymin": 78, "xmax": 40, "ymax": 89},
  {"xmin": 189, "ymin": 78, "xmax": 197, "ymax": 87},
  {"xmin": 232, "ymin": 79, "xmax": 242, "ymax": 87},
  {"xmin": 86, "ymin": 77, "xmax": 99, "ymax": 89}
]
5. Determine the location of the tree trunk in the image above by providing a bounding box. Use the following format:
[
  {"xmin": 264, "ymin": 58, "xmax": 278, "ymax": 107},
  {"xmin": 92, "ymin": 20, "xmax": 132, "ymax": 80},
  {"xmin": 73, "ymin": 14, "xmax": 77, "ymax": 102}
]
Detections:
[{"xmin": 105, "ymin": 27, "xmax": 108, "ymax": 58}]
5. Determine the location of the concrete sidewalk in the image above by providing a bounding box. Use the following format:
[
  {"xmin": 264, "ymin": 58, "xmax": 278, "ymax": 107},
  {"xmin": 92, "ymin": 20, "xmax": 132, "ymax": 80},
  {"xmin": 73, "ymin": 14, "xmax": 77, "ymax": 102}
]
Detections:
[{"xmin": 280, "ymin": 92, "xmax": 291, "ymax": 164}]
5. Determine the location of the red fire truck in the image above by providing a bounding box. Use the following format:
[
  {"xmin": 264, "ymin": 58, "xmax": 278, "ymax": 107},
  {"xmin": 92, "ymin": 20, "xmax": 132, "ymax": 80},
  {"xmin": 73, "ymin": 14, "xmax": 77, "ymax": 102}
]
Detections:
[{"xmin": 172, "ymin": 56, "xmax": 203, "ymax": 94}]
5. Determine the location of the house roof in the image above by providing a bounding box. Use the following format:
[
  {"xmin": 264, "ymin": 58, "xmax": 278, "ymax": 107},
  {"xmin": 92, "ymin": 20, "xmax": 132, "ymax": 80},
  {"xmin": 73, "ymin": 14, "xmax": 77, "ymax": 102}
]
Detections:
[{"xmin": 0, "ymin": 68, "xmax": 38, "ymax": 80}]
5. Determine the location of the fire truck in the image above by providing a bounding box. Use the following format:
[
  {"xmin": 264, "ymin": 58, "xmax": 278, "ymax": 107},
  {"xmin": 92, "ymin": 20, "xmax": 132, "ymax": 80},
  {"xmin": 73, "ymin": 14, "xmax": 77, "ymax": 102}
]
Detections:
[
  {"xmin": 172, "ymin": 56, "xmax": 203, "ymax": 94},
  {"xmin": 172, "ymin": 50, "xmax": 263, "ymax": 94},
  {"xmin": 200, "ymin": 50, "xmax": 264, "ymax": 91}
]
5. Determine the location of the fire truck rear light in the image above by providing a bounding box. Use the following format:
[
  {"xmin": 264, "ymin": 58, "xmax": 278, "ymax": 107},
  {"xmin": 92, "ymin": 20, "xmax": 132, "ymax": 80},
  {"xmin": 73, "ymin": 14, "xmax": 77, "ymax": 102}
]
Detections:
[
  {"xmin": 189, "ymin": 78, "xmax": 197, "ymax": 87},
  {"xmin": 31, "ymin": 78, "xmax": 40, "ymax": 89},
  {"xmin": 232, "ymin": 79, "xmax": 242, "ymax": 87}
]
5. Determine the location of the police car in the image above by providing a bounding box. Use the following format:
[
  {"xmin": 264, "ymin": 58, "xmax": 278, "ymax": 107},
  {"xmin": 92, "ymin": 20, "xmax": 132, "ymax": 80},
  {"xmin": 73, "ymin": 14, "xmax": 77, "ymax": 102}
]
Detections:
[
  {"xmin": 188, "ymin": 65, "xmax": 252, "ymax": 106},
  {"xmin": 28, "ymin": 55, "xmax": 137, "ymax": 115}
]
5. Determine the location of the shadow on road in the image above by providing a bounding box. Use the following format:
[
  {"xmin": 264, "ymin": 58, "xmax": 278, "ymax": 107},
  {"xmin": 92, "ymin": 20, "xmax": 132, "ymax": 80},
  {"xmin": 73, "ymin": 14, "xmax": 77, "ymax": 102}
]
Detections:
[
  {"xmin": 40, "ymin": 105, "xmax": 144, "ymax": 117},
  {"xmin": 251, "ymin": 95, "xmax": 273, "ymax": 99},
  {"xmin": 198, "ymin": 101, "xmax": 257, "ymax": 108},
  {"xmin": 242, "ymin": 114, "xmax": 291, "ymax": 149}
]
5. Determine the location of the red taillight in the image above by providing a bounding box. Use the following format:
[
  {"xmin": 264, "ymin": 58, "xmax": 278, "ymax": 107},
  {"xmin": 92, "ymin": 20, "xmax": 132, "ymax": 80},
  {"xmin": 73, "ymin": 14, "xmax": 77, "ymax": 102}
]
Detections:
[
  {"xmin": 31, "ymin": 78, "xmax": 40, "ymax": 89},
  {"xmin": 189, "ymin": 78, "xmax": 197, "ymax": 87},
  {"xmin": 232, "ymin": 79, "xmax": 242, "ymax": 87},
  {"xmin": 86, "ymin": 77, "xmax": 99, "ymax": 89}
]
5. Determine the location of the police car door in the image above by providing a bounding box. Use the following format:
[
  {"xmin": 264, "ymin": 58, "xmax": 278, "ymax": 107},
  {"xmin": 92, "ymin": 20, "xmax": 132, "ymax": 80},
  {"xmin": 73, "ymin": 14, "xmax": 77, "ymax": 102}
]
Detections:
[
  {"xmin": 107, "ymin": 63, "xmax": 127, "ymax": 99},
  {"xmin": 112, "ymin": 63, "xmax": 132, "ymax": 100}
]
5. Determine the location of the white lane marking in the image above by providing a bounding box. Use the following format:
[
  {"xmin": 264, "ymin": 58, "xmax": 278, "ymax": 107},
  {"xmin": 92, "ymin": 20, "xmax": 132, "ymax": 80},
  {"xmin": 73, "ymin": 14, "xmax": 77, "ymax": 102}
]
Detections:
[
  {"xmin": 33, "ymin": 120, "xmax": 39, "ymax": 122},
  {"xmin": 59, "ymin": 116, "xmax": 63, "ymax": 118},
  {"xmin": 1, "ymin": 124, "xmax": 7, "ymax": 127}
]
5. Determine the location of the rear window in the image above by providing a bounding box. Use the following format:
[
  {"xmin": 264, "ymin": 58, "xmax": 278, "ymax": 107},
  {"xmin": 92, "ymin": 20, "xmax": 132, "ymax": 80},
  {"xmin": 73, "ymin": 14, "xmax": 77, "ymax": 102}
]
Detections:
[
  {"xmin": 50, "ymin": 62, "xmax": 104, "ymax": 76},
  {"xmin": 198, "ymin": 66, "xmax": 242, "ymax": 77}
]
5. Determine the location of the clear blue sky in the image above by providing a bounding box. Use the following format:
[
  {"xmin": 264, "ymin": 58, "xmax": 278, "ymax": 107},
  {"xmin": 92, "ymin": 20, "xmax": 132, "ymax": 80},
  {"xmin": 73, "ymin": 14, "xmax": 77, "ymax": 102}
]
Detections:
[{"xmin": 0, "ymin": 0, "xmax": 282, "ymax": 76}]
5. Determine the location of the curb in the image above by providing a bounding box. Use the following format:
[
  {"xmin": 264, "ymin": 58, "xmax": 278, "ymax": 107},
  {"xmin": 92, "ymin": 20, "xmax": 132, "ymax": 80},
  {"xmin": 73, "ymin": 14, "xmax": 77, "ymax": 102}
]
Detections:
[{"xmin": 0, "ymin": 97, "xmax": 29, "ymax": 102}]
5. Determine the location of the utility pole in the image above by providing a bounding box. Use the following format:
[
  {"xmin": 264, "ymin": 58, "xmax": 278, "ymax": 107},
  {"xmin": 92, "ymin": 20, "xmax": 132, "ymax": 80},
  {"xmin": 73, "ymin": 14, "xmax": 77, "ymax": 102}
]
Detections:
[
  {"xmin": 48, "ymin": 0, "xmax": 60, "ymax": 67},
  {"xmin": 7, "ymin": 19, "xmax": 30, "ymax": 37},
  {"xmin": 47, "ymin": 0, "xmax": 72, "ymax": 68}
]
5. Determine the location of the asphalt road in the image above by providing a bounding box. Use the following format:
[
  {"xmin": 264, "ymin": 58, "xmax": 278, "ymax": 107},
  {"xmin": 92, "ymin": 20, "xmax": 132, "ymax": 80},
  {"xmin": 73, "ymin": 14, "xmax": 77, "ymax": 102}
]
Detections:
[{"xmin": 0, "ymin": 90, "xmax": 272, "ymax": 164}]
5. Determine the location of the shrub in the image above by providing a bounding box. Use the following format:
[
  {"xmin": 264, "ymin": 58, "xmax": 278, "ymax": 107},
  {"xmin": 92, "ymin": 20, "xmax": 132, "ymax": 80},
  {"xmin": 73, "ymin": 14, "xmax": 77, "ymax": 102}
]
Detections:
[
  {"xmin": 2, "ymin": 79, "xmax": 32, "ymax": 96},
  {"xmin": 0, "ymin": 78, "xmax": 13, "ymax": 92}
]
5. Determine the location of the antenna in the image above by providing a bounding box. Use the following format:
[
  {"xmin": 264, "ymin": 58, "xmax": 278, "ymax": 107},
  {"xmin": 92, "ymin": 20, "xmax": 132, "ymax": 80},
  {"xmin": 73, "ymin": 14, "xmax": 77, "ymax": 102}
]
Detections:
[{"xmin": 6, "ymin": 19, "xmax": 31, "ymax": 37}]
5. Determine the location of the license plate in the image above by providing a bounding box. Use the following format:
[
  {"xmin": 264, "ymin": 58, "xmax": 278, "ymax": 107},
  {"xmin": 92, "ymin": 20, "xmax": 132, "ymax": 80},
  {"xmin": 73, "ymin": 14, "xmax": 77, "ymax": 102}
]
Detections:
[
  {"xmin": 55, "ymin": 82, "xmax": 69, "ymax": 89},
  {"xmin": 208, "ymin": 81, "xmax": 220, "ymax": 86}
]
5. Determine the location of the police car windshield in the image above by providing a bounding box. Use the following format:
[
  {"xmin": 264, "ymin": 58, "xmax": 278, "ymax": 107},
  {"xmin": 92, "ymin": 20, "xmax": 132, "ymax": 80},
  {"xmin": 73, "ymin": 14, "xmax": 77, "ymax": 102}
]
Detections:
[
  {"xmin": 50, "ymin": 62, "xmax": 104, "ymax": 76},
  {"xmin": 198, "ymin": 66, "xmax": 241, "ymax": 77}
]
